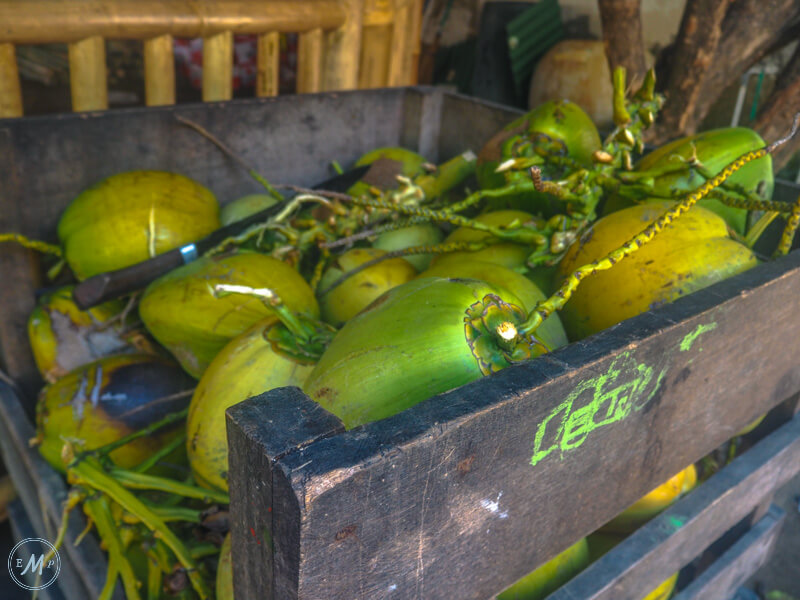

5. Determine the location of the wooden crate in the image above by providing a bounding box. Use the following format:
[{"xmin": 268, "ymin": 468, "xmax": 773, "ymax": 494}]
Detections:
[{"xmin": 1, "ymin": 87, "xmax": 799, "ymax": 599}]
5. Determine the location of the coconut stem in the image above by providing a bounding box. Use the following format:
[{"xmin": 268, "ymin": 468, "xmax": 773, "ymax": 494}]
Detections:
[
  {"xmin": 175, "ymin": 115, "xmax": 283, "ymax": 202},
  {"xmin": 84, "ymin": 405, "xmax": 190, "ymax": 461},
  {"xmin": 70, "ymin": 457, "xmax": 211, "ymax": 599},
  {"xmin": 0, "ymin": 233, "xmax": 62, "ymax": 255},
  {"xmin": 83, "ymin": 495, "xmax": 143, "ymax": 600},
  {"xmin": 108, "ymin": 468, "xmax": 229, "ymax": 504},
  {"xmin": 520, "ymin": 142, "xmax": 782, "ymax": 337},
  {"xmin": 213, "ymin": 283, "xmax": 313, "ymax": 341},
  {"xmin": 775, "ymin": 192, "xmax": 800, "ymax": 257}
]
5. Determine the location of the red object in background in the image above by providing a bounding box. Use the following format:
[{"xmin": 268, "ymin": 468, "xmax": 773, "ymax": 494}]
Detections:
[{"xmin": 174, "ymin": 34, "xmax": 298, "ymax": 94}]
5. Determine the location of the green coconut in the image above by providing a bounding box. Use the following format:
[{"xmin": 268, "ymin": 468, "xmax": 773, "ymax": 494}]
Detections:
[
  {"xmin": 372, "ymin": 222, "xmax": 444, "ymax": 270},
  {"xmin": 187, "ymin": 318, "xmax": 315, "ymax": 491},
  {"xmin": 318, "ymin": 248, "xmax": 417, "ymax": 327},
  {"xmin": 58, "ymin": 171, "xmax": 220, "ymax": 280},
  {"xmin": 220, "ymin": 194, "xmax": 279, "ymax": 225},
  {"xmin": 305, "ymin": 278, "xmax": 548, "ymax": 429},
  {"xmin": 139, "ymin": 252, "xmax": 318, "ymax": 378},
  {"xmin": 35, "ymin": 354, "xmax": 193, "ymax": 473},
  {"xmin": 28, "ymin": 285, "xmax": 156, "ymax": 383},
  {"xmin": 497, "ymin": 538, "xmax": 590, "ymax": 600}
]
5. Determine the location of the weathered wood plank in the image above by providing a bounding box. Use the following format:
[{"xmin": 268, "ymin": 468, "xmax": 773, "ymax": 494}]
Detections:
[
  {"xmin": 0, "ymin": 42, "xmax": 23, "ymax": 117},
  {"xmin": 550, "ymin": 416, "xmax": 800, "ymax": 600},
  {"xmin": 240, "ymin": 250, "xmax": 800, "ymax": 599},
  {"xmin": 202, "ymin": 31, "xmax": 233, "ymax": 102},
  {"xmin": 143, "ymin": 34, "xmax": 175, "ymax": 106},
  {"xmin": 672, "ymin": 505, "xmax": 784, "ymax": 600},
  {"xmin": 227, "ymin": 387, "xmax": 345, "ymax": 600},
  {"xmin": 68, "ymin": 36, "xmax": 108, "ymax": 112},
  {"xmin": 256, "ymin": 32, "xmax": 281, "ymax": 97}
]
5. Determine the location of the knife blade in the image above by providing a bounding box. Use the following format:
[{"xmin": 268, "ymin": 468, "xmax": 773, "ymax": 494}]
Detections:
[{"xmin": 72, "ymin": 165, "xmax": 372, "ymax": 310}]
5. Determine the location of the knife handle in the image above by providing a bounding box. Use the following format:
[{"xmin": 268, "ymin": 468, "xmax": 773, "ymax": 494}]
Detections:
[{"xmin": 72, "ymin": 247, "xmax": 187, "ymax": 310}]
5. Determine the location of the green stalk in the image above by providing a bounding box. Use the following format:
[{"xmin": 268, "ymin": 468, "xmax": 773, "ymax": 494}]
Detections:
[
  {"xmin": 70, "ymin": 458, "xmax": 211, "ymax": 599},
  {"xmin": 612, "ymin": 67, "xmax": 631, "ymax": 126},
  {"xmin": 213, "ymin": 283, "xmax": 315, "ymax": 342},
  {"xmin": 146, "ymin": 556, "xmax": 162, "ymax": 600},
  {"xmin": 132, "ymin": 434, "xmax": 186, "ymax": 474},
  {"xmin": 775, "ymin": 193, "xmax": 800, "ymax": 257},
  {"xmin": 190, "ymin": 543, "xmax": 221, "ymax": 560},
  {"xmin": 744, "ymin": 212, "xmax": 780, "ymax": 248},
  {"xmin": 98, "ymin": 556, "xmax": 120, "ymax": 600},
  {"xmin": 145, "ymin": 504, "xmax": 203, "ymax": 524},
  {"xmin": 83, "ymin": 407, "xmax": 189, "ymax": 460},
  {"xmin": 415, "ymin": 151, "xmax": 477, "ymax": 199},
  {"xmin": 108, "ymin": 468, "xmax": 230, "ymax": 504},
  {"xmin": 84, "ymin": 496, "xmax": 142, "ymax": 600}
]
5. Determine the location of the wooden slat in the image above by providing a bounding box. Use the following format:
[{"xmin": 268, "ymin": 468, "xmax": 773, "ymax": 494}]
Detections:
[
  {"xmin": 297, "ymin": 28, "xmax": 324, "ymax": 94},
  {"xmin": 406, "ymin": 0, "xmax": 424, "ymax": 85},
  {"xmin": 362, "ymin": 0, "xmax": 394, "ymax": 26},
  {"xmin": 228, "ymin": 249, "xmax": 800, "ymax": 599},
  {"xmin": 0, "ymin": 1, "xmax": 346, "ymax": 44},
  {"xmin": 0, "ymin": 43, "xmax": 23, "ymax": 117},
  {"xmin": 322, "ymin": 0, "xmax": 364, "ymax": 91},
  {"xmin": 672, "ymin": 505, "xmax": 784, "ymax": 600},
  {"xmin": 227, "ymin": 387, "xmax": 345, "ymax": 599},
  {"xmin": 550, "ymin": 418, "xmax": 800, "ymax": 599},
  {"xmin": 256, "ymin": 31, "xmax": 281, "ymax": 97},
  {"xmin": 358, "ymin": 25, "xmax": 392, "ymax": 88},
  {"xmin": 202, "ymin": 31, "xmax": 233, "ymax": 102},
  {"xmin": 68, "ymin": 36, "xmax": 107, "ymax": 112},
  {"xmin": 143, "ymin": 34, "xmax": 175, "ymax": 106},
  {"xmin": 387, "ymin": 0, "xmax": 412, "ymax": 86}
]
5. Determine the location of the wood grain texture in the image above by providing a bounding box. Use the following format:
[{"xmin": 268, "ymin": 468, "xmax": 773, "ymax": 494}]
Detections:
[
  {"xmin": 0, "ymin": 43, "xmax": 22, "ymax": 117},
  {"xmin": 227, "ymin": 387, "xmax": 344, "ymax": 600},
  {"xmin": 298, "ymin": 28, "xmax": 324, "ymax": 94},
  {"xmin": 551, "ymin": 418, "xmax": 800, "ymax": 599},
  {"xmin": 322, "ymin": 0, "xmax": 364, "ymax": 91},
  {"xmin": 252, "ymin": 250, "xmax": 800, "ymax": 599},
  {"xmin": 256, "ymin": 32, "xmax": 281, "ymax": 97},
  {"xmin": 0, "ymin": 1, "xmax": 346, "ymax": 44},
  {"xmin": 597, "ymin": 0, "xmax": 647, "ymax": 88},
  {"xmin": 655, "ymin": 0, "xmax": 729, "ymax": 138},
  {"xmin": 387, "ymin": 0, "xmax": 412, "ymax": 86},
  {"xmin": 202, "ymin": 31, "xmax": 233, "ymax": 102},
  {"xmin": 358, "ymin": 25, "xmax": 392, "ymax": 88},
  {"xmin": 671, "ymin": 505, "xmax": 784, "ymax": 600},
  {"xmin": 68, "ymin": 36, "xmax": 108, "ymax": 112},
  {"xmin": 143, "ymin": 34, "xmax": 175, "ymax": 106}
]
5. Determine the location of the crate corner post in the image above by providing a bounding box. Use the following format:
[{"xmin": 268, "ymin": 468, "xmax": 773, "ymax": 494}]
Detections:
[{"xmin": 226, "ymin": 386, "xmax": 345, "ymax": 598}]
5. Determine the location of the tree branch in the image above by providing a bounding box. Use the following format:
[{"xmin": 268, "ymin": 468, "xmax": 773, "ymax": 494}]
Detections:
[
  {"xmin": 598, "ymin": 0, "xmax": 647, "ymax": 89},
  {"xmin": 653, "ymin": 0, "xmax": 729, "ymax": 140},
  {"xmin": 754, "ymin": 42, "xmax": 800, "ymax": 171}
]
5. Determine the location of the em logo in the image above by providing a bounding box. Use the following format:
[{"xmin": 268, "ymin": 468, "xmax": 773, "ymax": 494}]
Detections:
[{"xmin": 7, "ymin": 538, "xmax": 61, "ymax": 591}]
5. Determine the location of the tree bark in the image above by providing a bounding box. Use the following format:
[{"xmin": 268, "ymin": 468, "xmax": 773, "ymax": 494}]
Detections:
[
  {"xmin": 598, "ymin": 0, "xmax": 647, "ymax": 89},
  {"xmin": 753, "ymin": 43, "xmax": 800, "ymax": 171},
  {"xmin": 653, "ymin": 0, "xmax": 729, "ymax": 140},
  {"xmin": 653, "ymin": 0, "xmax": 800, "ymax": 143}
]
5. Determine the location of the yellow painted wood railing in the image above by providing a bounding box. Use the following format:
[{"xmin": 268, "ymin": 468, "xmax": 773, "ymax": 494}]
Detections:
[{"xmin": 0, "ymin": 0, "xmax": 422, "ymax": 117}]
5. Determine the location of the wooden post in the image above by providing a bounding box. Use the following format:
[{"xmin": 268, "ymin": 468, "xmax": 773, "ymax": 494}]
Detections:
[
  {"xmin": 0, "ymin": 43, "xmax": 22, "ymax": 118},
  {"xmin": 406, "ymin": 0, "xmax": 424, "ymax": 84},
  {"xmin": 68, "ymin": 36, "xmax": 108, "ymax": 112},
  {"xmin": 358, "ymin": 25, "xmax": 391, "ymax": 88},
  {"xmin": 143, "ymin": 34, "xmax": 175, "ymax": 106},
  {"xmin": 322, "ymin": 0, "xmax": 364, "ymax": 91},
  {"xmin": 256, "ymin": 31, "xmax": 281, "ymax": 97},
  {"xmin": 387, "ymin": 0, "xmax": 412, "ymax": 86},
  {"xmin": 297, "ymin": 28, "xmax": 324, "ymax": 94},
  {"xmin": 203, "ymin": 31, "xmax": 233, "ymax": 102}
]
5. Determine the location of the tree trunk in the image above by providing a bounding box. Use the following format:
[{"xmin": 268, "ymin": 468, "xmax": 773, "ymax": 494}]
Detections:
[
  {"xmin": 653, "ymin": 0, "xmax": 800, "ymax": 143},
  {"xmin": 598, "ymin": 0, "xmax": 647, "ymax": 89},
  {"xmin": 754, "ymin": 43, "xmax": 800, "ymax": 171},
  {"xmin": 653, "ymin": 0, "xmax": 729, "ymax": 139}
]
